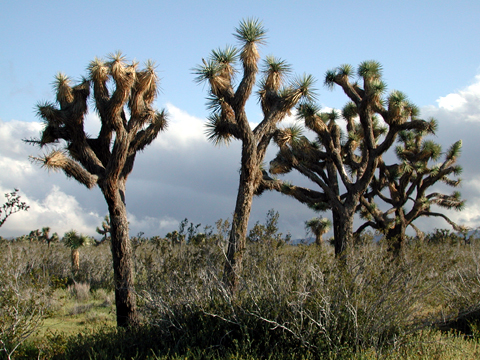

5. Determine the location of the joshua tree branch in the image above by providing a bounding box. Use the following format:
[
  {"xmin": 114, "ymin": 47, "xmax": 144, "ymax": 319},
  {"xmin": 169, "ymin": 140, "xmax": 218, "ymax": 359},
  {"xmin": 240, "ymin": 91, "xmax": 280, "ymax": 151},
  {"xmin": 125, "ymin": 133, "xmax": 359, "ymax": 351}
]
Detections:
[{"xmin": 31, "ymin": 152, "xmax": 98, "ymax": 189}]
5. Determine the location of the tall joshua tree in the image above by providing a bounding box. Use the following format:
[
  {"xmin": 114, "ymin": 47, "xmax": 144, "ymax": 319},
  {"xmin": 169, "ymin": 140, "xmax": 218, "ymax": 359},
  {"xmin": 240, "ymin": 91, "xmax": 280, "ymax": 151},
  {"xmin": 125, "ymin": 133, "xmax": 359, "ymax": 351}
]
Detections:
[
  {"xmin": 194, "ymin": 19, "xmax": 315, "ymax": 293},
  {"xmin": 357, "ymin": 127, "xmax": 464, "ymax": 254},
  {"xmin": 260, "ymin": 61, "xmax": 432, "ymax": 256},
  {"xmin": 29, "ymin": 52, "xmax": 168, "ymax": 327}
]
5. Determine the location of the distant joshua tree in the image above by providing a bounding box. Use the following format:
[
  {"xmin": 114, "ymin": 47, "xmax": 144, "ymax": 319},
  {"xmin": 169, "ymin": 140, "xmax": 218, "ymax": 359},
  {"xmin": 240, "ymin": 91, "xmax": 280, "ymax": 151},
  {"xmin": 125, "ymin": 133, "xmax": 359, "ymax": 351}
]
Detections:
[
  {"xmin": 63, "ymin": 230, "xmax": 93, "ymax": 273},
  {"xmin": 305, "ymin": 217, "xmax": 332, "ymax": 247},
  {"xmin": 194, "ymin": 19, "xmax": 315, "ymax": 293},
  {"xmin": 41, "ymin": 226, "xmax": 59, "ymax": 247},
  {"xmin": 28, "ymin": 52, "xmax": 168, "ymax": 327},
  {"xmin": 96, "ymin": 215, "xmax": 111, "ymax": 244}
]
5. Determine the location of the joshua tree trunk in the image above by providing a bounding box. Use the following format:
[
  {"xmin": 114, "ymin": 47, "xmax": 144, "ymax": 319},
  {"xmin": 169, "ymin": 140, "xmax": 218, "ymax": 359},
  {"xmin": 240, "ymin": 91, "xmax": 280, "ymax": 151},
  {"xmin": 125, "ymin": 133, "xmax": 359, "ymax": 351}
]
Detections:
[
  {"xmin": 223, "ymin": 152, "xmax": 258, "ymax": 293},
  {"xmin": 102, "ymin": 180, "xmax": 139, "ymax": 327},
  {"xmin": 386, "ymin": 209, "xmax": 407, "ymax": 256},
  {"xmin": 332, "ymin": 206, "xmax": 355, "ymax": 256},
  {"xmin": 71, "ymin": 249, "xmax": 80, "ymax": 273}
]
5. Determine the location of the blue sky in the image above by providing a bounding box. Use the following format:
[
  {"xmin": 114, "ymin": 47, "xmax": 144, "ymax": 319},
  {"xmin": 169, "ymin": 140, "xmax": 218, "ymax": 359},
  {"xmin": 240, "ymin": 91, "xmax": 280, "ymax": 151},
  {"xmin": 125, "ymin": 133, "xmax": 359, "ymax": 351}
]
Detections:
[{"xmin": 1, "ymin": 1, "xmax": 480, "ymax": 239}]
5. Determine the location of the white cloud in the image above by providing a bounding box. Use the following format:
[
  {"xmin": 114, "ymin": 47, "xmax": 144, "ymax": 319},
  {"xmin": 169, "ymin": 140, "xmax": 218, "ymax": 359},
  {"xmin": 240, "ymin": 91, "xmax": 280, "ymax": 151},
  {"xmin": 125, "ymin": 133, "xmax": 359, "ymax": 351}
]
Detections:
[
  {"xmin": 437, "ymin": 93, "xmax": 467, "ymax": 110},
  {"xmin": 0, "ymin": 185, "xmax": 101, "ymax": 238},
  {"xmin": 154, "ymin": 103, "xmax": 207, "ymax": 149},
  {"xmin": 418, "ymin": 73, "xmax": 480, "ymax": 231},
  {"xmin": 434, "ymin": 74, "xmax": 480, "ymax": 121}
]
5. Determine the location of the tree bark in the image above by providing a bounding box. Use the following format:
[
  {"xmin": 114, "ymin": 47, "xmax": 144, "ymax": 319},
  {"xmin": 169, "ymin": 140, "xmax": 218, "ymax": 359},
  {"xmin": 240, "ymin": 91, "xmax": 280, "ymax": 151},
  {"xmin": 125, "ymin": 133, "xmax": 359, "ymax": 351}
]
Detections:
[
  {"xmin": 331, "ymin": 200, "xmax": 356, "ymax": 256},
  {"xmin": 102, "ymin": 180, "xmax": 139, "ymax": 328},
  {"xmin": 223, "ymin": 168, "xmax": 256, "ymax": 294},
  {"xmin": 71, "ymin": 249, "xmax": 80, "ymax": 273},
  {"xmin": 333, "ymin": 210, "xmax": 355, "ymax": 256},
  {"xmin": 386, "ymin": 209, "xmax": 407, "ymax": 257}
]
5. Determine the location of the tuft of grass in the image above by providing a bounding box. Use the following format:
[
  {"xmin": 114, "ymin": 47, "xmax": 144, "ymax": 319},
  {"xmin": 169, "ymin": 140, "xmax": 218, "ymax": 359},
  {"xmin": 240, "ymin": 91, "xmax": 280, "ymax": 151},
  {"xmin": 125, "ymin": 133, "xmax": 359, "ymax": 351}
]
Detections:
[{"xmin": 67, "ymin": 281, "xmax": 91, "ymax": 302}]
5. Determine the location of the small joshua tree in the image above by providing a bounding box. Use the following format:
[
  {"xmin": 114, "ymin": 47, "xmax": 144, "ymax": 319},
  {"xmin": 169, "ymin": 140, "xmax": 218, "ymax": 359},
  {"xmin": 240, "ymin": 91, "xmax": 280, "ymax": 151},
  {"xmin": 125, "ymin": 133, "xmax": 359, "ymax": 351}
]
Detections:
[
  {"xmin": 96, "ymin": 215, "xmax": 111, "ymax": 244},
  {"xmin": 0, "ymin": 189, "xmax": 29, "ymax": 228},
  {"xmin": 63, "ymin": 230, "xmax": 94, "ymax": 273},
  {"xmin": 29, "ymin": 52, "xmax": 168, "ymax": 327},
  {"xmin": 41, "ymin": 226, "xmax": 59, "ymax": 247},
  {"xmin": 305, "ymin": 217, "xmax": 332, "ymax": 246}
]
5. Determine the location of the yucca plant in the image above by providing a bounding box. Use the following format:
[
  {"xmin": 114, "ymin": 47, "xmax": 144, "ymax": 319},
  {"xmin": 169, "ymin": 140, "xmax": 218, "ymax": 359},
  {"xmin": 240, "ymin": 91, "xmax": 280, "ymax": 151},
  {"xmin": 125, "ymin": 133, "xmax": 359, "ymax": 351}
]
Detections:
[
  {"xmin": 63, "ymin": 230, "xmax": 94, "ymax": 273},
  {"xmin": 28, "ymin": 52, "xmax": 168, "ymax": 327},
  {"xmin": 305, "ymin": 217, "xmax": 332, "ymax": 246},
  {"xmin": 194, "ymin": 19, "xmax": 315, "ymax": 293}
]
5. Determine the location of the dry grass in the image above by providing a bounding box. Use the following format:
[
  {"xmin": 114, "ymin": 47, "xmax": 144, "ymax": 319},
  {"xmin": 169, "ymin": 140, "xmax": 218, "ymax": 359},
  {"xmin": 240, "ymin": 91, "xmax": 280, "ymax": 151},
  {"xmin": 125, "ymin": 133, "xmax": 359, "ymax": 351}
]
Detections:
[{"xmin": 2, "ymin": 232, "xmax": 480, "ymax": 359}]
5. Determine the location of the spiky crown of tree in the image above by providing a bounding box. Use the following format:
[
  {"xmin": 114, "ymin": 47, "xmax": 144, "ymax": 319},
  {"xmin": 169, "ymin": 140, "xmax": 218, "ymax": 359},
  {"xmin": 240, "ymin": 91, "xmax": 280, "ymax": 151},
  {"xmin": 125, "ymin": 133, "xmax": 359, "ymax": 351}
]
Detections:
[
  {"xmin": 30, "ymin": 52, "xmax": 168, "ymax": 189},
  {"xmin": 358, "ymin": 126, "xmax": 464, "ymax": 234},
  {"xmin": 63, "ymin": 230, "xmax": 94, "ymax": 250},
  {"xmin": 305, "ymin": 217, "xmax": 332, "ymax": 237},
  {"xmin": 279, "ymin": 61, "xmax": 435, "ymax": 190},
  {"xmin": 193, "ymin": 18, "xmax": 316, "ymax": 147}
]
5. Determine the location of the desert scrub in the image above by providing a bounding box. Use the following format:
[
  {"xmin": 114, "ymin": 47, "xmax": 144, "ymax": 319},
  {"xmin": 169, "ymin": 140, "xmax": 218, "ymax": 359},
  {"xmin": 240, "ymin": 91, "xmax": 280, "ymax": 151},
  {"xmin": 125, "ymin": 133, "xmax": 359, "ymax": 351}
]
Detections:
[
  {"xmin": 4, "ymin": 231, "xmax": 480, "ymax": 358},
  {"xmin": 0, "ymin": 243, "xmax": 52, "ymax": 360},
  {"xmin": 137, "ymin": 241, "xmax": 446, "ymax": 356}
]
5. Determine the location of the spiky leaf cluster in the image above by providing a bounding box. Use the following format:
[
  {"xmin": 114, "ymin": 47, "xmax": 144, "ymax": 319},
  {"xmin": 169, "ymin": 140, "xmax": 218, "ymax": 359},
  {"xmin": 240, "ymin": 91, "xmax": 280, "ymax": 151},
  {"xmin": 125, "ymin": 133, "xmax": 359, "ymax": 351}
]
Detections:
[
  {"xmin": 358, "ymin": 124, "xmax": 464, "ymax": 239},
  {"xmin": 194, "ymin": 18, "xmax": 316, "ymax": 154},
  {"xmin": 31, "ymin": 53, "xmax": 168, "ymax": 190},
  {"xmin": 63, "ymin": 230, "xmax": 94, "ymax": 250}
]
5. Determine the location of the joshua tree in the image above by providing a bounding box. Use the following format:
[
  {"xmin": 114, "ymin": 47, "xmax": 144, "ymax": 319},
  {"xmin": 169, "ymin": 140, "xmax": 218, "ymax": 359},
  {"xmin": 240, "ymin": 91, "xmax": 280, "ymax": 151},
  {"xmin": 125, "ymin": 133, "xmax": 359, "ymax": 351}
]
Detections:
[
  {"xmin": 63, "ymin": 230, "xmax": 93, "ymax": 273},
  {"xmin": 194, "ymin": 19, "xmax": 315, "ymax": 292},
  {"xmin": 29, "ymin": 52, "xmax": 168, "ymax": 327},
  {"xmin": 28, "ymin": 229, "xmax": 41, "ymax": 242},
  {"xmin": 260, "ymin": 61, "xmax": 432, "ymax": 256},
  {"xmin": 356, "ymin": 127, "xmax": 464, "ymax": 255},
  {"xmin": 305, "ymin": 217, "xmax": 331, "ymax": 246},
  {"xmin": 95, "ymin": 215, "xmax": 111, "ymax": 244},
  {"xmin": 0, "ymin": 189, "xmax": 29, "ymax": 228},
  {"xmin": 41, "ymin": 227, "xmax": 59, "ymax": 247}
]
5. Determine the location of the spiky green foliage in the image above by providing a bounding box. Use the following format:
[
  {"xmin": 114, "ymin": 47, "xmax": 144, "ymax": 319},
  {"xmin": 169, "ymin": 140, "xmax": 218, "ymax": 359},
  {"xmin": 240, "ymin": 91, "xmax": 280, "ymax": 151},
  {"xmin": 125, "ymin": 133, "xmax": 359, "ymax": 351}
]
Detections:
[
  {"xmin": 233, "ymin": 18, "xmax": 267, "ymax": 44},
  {"xmin": 357, "ymin": 60, "xmax": 383, "ymax": 80},
  {"xmin": 261, "ymin": 61, "xmax": 434, "ymax": 256},
  {"xmin": 195, "ymin": 19, "xmax": 316, "ymax": 293},
  {"xmin": 305, "ymin": 217, "xmax": 332, "ymax": 245},
  {"xmin": 63, "ymin": 230, "xmax": 94, "ymax": 250},
  {"xmin": 358, "ymin": 125, "xmax": 465, "ymax": 252}
]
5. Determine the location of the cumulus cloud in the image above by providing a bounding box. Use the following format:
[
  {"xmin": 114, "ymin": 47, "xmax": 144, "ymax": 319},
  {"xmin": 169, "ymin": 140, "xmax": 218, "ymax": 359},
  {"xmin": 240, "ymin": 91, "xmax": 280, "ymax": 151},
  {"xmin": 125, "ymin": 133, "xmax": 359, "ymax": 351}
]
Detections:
[
  {"xmin": 0, "ymin": 107, "xmax": 314, "ymax": 240},
  {"xmin": 154, "ymin": 103, "xmax": 207, "ymax": 149},
  {"xmin": 418, "ymin": 73, "xmax": 480, "ymax": 231}
]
